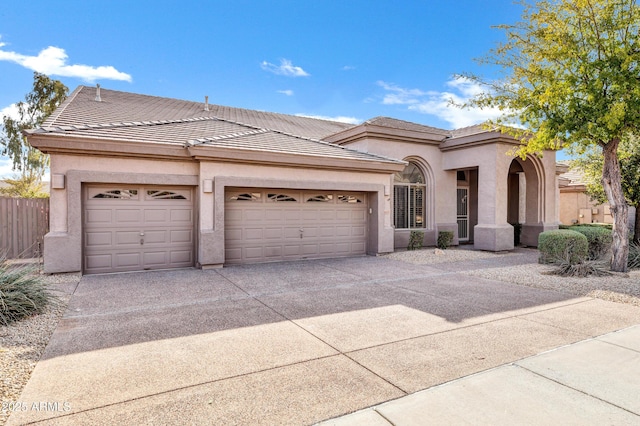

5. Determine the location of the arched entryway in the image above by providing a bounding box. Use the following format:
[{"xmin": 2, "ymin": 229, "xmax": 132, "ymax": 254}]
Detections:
[{"xmin": 507, "ymin": 156, "xmax": 545, "ymax": 246}]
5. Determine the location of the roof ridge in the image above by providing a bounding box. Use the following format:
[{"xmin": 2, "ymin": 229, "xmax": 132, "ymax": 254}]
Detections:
[
  {"xmin": 42, "ymin": 115, "xmax": 221, "ymax": 133},
  {"xmin": 187, "ymin": 128, "xmax": 269, "ymax": 146}
]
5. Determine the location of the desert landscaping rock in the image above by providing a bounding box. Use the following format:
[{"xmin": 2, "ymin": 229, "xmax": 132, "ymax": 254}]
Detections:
[{"xmin": 0, "ymin": 273, "xmax": 78, "ymax": 425}]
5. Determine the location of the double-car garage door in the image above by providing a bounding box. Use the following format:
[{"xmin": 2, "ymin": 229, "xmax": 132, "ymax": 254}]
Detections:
[
  {"xmin": 83, "ymin": 185, "xmax": 194, "ymax": 274},
  {"xmin": 225, "ymin": 189, "xmax": 368, "ymax": 264},
  {"xmin": 83, "ymin": 185, "xmax": 368, "ymax": 273}
]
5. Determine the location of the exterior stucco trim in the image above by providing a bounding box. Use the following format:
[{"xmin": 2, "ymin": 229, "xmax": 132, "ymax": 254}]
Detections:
[
  {"xmin": 198, "ymin": 176, "xmax": 392, "ymax": 267},
  {"xmin": 43, "ymin": 170, "xmax": 198, "ymax": 274}
]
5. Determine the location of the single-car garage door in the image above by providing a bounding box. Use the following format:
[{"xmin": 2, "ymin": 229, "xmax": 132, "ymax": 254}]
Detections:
[
  {"xmin": 225, "ymin": 189, "xmax": 367, "ymax": 264},
  {"xmin": 84, "ymin": 185, "xmax": 194, "ymax": 274}
]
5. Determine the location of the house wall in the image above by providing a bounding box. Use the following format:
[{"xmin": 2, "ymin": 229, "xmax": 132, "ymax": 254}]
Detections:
[
  {"xmin": 442, "ymin": 144, "xmax": 559, "ymax": 250},
  {"xmin": 198, "ymin": 161, "xmax": 394, "ymax": 267},
  {"xmin": 340, "ymin": 139, "xmax": 457, "ymax": 249},
  {"xmin": 44, "ymin": 153, "xmax": 395, "ymax": 273}
]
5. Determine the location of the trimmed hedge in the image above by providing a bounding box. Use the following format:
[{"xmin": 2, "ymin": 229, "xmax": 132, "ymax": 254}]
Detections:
[
  {"xmin": 437, "ymin": 231, "xmax": 453, "ymax": 250},
  {"xmin": 407, "ymin": 230, "xmax": 424, "ymax": 251},
  {"xmin": 538, "ymin": 230, "xmax": 588, "ymax": 264},
  {"xmin": 568, "ymin": 225, "xmax": 613, "ymax": 260}
]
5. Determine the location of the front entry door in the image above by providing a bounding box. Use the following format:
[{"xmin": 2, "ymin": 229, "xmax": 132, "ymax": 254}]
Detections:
[{"xmin": 457, "ymin": 187, "xmax": 469, "ymax": 242}]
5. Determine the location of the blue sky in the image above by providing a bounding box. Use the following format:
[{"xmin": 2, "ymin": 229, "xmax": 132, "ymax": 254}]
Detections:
[{"xmin": 1, "ymin": 0, "xmax": 556, "ymax": 177}]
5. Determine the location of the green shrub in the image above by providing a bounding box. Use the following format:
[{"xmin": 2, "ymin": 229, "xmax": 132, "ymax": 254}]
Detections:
[
  {"xmin": 568, "ymin": 225, "xmax": 613, "ymax": 260},
  {"xmin": 0, "ymin": 258, "xmax": 59, "ymax": 326},
  {"xmin": 437, "ymin": 231, "xmax": 453, "ymax": 250},
  {"xmin": 538, "ymin": 230, "xmax": 588, "ymax": 264},
  {"xmin": 407, "ymin": 230, "xmax": 424, "ymax": 251},
  {"xmin": 629, "ymin": 242, "xmax": 640, "ymax": 269}
]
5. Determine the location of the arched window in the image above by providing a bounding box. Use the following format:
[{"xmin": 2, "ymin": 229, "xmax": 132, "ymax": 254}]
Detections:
[{"xmin": 394, "ymin": 162, "xmax": 426, "ymax": 229}]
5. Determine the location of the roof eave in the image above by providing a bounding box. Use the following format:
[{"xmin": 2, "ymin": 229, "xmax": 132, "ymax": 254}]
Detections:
[
  {"xmin": 325, "ymin": 123, "xmax": 447, "ymax": 146},
  {"xmin": 188, "ymin": 145, "xmax": 406, "ymax": 173}
]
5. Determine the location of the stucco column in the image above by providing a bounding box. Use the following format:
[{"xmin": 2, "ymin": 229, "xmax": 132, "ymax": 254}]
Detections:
[{"xmin": 473, "ymin": 146, "xmax": 514, "ymax": 251}]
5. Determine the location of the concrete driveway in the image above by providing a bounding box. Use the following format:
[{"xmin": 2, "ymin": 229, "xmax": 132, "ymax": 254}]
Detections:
[{"xmin": 8, "ymin": 253, "xmax": 640, "ymax": 425}]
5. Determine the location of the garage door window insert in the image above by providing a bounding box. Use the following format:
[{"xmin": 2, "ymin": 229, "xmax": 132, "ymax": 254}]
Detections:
[{"xmin": 394, "ymin": 162, "xmax": 425, "ymax": 229}]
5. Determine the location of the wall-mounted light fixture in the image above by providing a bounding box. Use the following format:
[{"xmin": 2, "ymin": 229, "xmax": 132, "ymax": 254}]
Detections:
[{"xmin": 52, "ymin": 174, "xmax": 65, "ymax": 189}]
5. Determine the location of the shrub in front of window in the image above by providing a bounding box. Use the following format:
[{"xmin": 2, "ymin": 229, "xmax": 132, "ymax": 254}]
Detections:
[
  {"xmin": 407, "ymin": 230, "xmax": 424, "ymax": 251},
  {"xmin": 437, "ymin": 231, "xmax": 453, "ymax": 250},
  {"xmin": 538, "ymin": 230, "xmax": 588, "ymax": 265},
  {"xmin": 568, "ymin": 225, "xmax": 613, "ymax": 260}
]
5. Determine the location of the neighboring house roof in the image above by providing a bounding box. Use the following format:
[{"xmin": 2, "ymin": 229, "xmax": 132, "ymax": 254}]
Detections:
[
  {"xmin": 27, "ymin": 86, "xmax": 404, "ymax": 169},
  {"xmin": 557, "ymin": 160, "xmax": 588, "ymax": 189}
]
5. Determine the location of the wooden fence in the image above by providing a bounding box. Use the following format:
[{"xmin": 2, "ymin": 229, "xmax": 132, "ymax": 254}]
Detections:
[{"xmin": 0, "ymin": 197, "xmax": 49, "ymax": 259}]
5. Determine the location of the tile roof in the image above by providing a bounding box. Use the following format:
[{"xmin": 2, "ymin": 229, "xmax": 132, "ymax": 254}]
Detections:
[
  {"xmin": 557, "ymin": 161, "xmax": 587, "ymax": 187},
  {"xmin": 365, "ymin": 116, "xmax": 450, "ymax": 136},
  {"xmin": 32, "ymin": 86, "xmax": 403, "ymax": 164}
]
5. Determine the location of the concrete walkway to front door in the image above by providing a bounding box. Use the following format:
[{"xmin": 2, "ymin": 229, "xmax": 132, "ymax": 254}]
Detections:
[{"xmin": 8, "ymin": 253, "xmax": 640, "ymax": 425}]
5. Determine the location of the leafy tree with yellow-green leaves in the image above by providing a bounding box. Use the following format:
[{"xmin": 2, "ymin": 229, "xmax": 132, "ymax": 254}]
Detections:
[
  {"xmin": 460, "ymin": 0, "xmax": 640, "ymax": 272},
  {"xmin": 1, "ymin": 72, "xmax": 68, "ymax": 195}
]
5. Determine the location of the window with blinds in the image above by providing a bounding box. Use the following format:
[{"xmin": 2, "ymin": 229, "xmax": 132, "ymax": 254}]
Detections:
[{"xmin": 394, "ymin": 162, "xmax": 427, "ymax": 229}]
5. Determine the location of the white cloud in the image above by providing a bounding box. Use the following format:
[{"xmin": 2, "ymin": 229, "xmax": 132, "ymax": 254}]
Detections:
[
  {"xmin": 0, "ymin": 42, "xmax": 132, "ymax": 83},
  {"xmin": 377, "ymin": 77, "xmax": 507, "ymax": 129},
  {"xmin": 0, "ymin": 157, "xmax": 15, "ymax": 179},
  {"xmin": 342, "ymin": 65, "xmax": 355, "ymax": 71},
  {"xmin": 0, "ymin": 103, "xmax": 20, "ymax": 120},
  {"xmin": 277, "ymin": 89, "xmax": 294, "ymax": 96},
  {"xmin": 295, "ymin": 113, "xmax": 361, "ymax": 125},
  {"xmin": 261, "ymin": 59, "xmax": 310, "ymax": 77}
]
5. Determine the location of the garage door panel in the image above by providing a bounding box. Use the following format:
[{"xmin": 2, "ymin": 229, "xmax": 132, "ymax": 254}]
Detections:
[
  {"xmin": 245, "ymin": 209, "xmax": 267, "ymax": 221},
  {"xmin": 170, "ymin": 250, "xmax": 192, "ymax": 264},
  {"xmin": 225, "ymin": 248, "xmax": 242, "ymax": 262},
  {"xmin": 115, "ymin": 209, "xmax": 142, "ymax": 223},
  {"xmin": 144, "ymin": 209, "xmax": 167, "ymax": 222},
  {"xmin": 283, "ymin": 245, "xmax": 301, "ymax": 256},
  {"xmin": 170, "ymin": 229, "xmax": 192, "ymax": 243},
  {"xmin": 85, "ymin": 231, "xmax": 112, "ymax": 247},
  {"xmin": 85, "ymin": 209, "xmax": 112, "ymax": 225},
  {"xmin": 283, "ymin": 227, "xmax": 301, "ymax": 239},
  {"xmin": 245, "ymin": 247, "xmax": 264, "ymax": 259},
  {"xmin": 225, "ymin": 189, "xmax": 367, "ymax": 264},
  {"xmin": 115, "ymin": 252, "xmax": 141, "ymax": 268},
  {"xmin": 284, "ymin": 210, "xmax": 301, "ymax": 220},
  {"xmin": 143, "ymin": 230, "xmax": 167, "ymax": 244},
  {"xmin": 245, "ymin": 228, "xmax": 264, "ymax": 240},
  {"xmin": 85, "ymin": 254, "xmax": 112, "ymax": 269},
  {"xmin": 144, "ymin": 251, "xmax": 167, "ymax": 266},
  {"xmin": 264, "ymin": 246, "xmax": 282, "ymax": 257},
  {"xmin": 264, "ymin": 227, "xmax": 283, "ymax": 239},
  {"xmin": 115, "ymin": 231, "xmax": 142, "ymax": 245},
  {"xmin": 170, "ymin": 209, "xmax": 192, "ymax": 222},
  {"xmin": 265, "ymin": 210, "xmax": 284, "ymax": 221},
  {"xmin": 84, "ymin": 185, "xmax": 194, "ymax": 274}
]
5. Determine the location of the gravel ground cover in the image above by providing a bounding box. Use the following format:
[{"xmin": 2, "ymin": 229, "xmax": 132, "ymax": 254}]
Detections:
[
  {"xmin": 0, "ymin": 272, "xmax": 79, "ymax": 425},
  {"xmin": 388, "ymin": 248, "xmax": 640, "ymax": 307}
]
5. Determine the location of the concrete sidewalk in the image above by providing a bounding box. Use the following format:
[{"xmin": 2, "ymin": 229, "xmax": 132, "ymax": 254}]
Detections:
[
  {"xmin": 321, "ymin": 325, "xmax": 640, "ymax": 425},
  {"xmin": 6, "ymin": 253, "xmax": 640, "ymax": 425}
]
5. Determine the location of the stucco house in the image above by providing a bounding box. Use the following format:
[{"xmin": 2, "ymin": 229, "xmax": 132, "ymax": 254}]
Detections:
[
  {"xmin": 558, "ymin": 161, "xmax": 636, "ymax": 229},
  {"xmin": 26, "ymin": 86, "xmax": 560, "ymax": 274}
]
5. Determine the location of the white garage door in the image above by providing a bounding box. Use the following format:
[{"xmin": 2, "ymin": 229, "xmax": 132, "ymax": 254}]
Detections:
[
  {"xmin": 84, "ymin": 185, "xmax": 194, "ymax": 274},
  {"xmin": 225, "ymin": 189, "xmax": 367, "ymax": 264}
]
